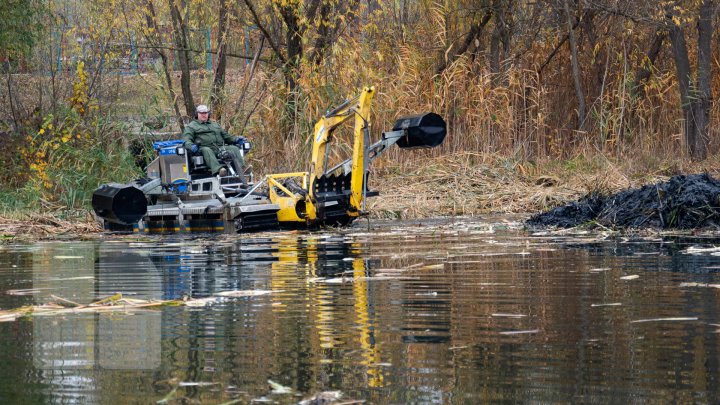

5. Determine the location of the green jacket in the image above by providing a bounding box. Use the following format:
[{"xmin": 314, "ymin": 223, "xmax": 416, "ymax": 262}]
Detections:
[{"xmin": 182, "ymin": 120, "xmax": 234, "ymax": 152}]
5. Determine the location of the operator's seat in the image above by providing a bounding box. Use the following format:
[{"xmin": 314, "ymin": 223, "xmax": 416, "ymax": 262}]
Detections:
[{"xmin": 188, "ymin": 149, "xmax": 213, "ymax": 178}]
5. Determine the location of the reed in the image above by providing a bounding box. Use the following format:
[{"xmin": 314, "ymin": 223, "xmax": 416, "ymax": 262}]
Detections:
[{"xmin": 2, "ymin": 1, "xmax": 719, "ymax": 219}]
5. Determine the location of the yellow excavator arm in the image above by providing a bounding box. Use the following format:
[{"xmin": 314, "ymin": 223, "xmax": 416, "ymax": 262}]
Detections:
[
  {"xmin": 309, "ymin": 86, "xmax": 375, "ymax": 215},
  {"xmin": 267, "ymin": 85, "xmax": 445, "ymax": 228}
]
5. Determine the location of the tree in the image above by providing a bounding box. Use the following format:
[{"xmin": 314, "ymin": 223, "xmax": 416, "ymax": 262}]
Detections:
[
  {"xmin": 0, "ymin": 0, "xmax": 45, "ymax": 58},
  {"xmin": 141, "ymin": 0, "xmax": 185, "ymax": 130},
  {"xmin": 168, "ymin": 0, "xmax": 195, "ymax": 118},
  {"xmin": 667, "ymin": 0, "xmax": 715, "ymax": 160},
  {"xmin": 563, "ymin": 0, "xmax": 585, "ymax": 131},
  {"xmin": 210, "ymin": 0, "xmax": 231, "ymax": 116},
  {"xmin": 1, "ymin": 0, "xmax": 45, "ymax": 131}
]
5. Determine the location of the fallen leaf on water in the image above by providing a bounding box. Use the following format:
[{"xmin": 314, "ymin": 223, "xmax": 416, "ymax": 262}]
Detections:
[
  {"xmin": 589, "ymin": 268, "xmax": 611, "ymax": 273},
  {"xmin": 420, "ymin": 264, "xmax": 444, "ymax": 270},
  {"xmin": 6, "ymin": 288, "xmax": 53, "ymax": 296},
  {"xmin": 268, "ymin": 380, "xmax": 293, "ymax": 394},
  {"xmin": 447, "ymin": 260, "xmax": 486, "ymax": 264},
  {"xmin": 681, "ymin": 246, "xmax": 720, "ymax": 255},
  {"xmin": 0, "ymin": 313, "xmax": 21, "ymax": 322},
  {"xmin": 46, "ymin": 276, "xmax": 93, "ymax": 281},
  {"xmin": 184, "ymin": 298, "xmax": 217, "ymax": 307},
  {"xmin": 679, "ymin": 282, "xmax": 720, "ymax": 289},
  {"xmin": 178, "ymin": 381, "xmax": 218, "ymax": 387},
  {"xmin": 298, "ymin": 391, "xmax": 344, "ymax": 405},
  {"xmin": 216, "ymin": 290, "xmax": 274, "ymax": 297},
  {"xmin": 630, "ymin": 317, "xmax": 698, "ymax": 324},
  {"xmin": 216, "ymin": 399, "xmax": 244, "ymax": 405},
  {"xmin": 499, "ymin": 329, "xmax": 539, "ymax": 335}
]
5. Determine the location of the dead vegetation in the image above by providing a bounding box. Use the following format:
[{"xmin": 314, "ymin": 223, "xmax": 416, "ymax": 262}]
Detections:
[
  {"xmin": 0, "ymin": 213, "xmax": 102, "ymax": 241},
  {"xmin": 0, "ymin": 290, "xmax": 276, "ymax": 322},
  {"xmin": 528, "ymin": 173, "xmax": 720, "ymax": 229},
  {"xmin": 370, "ymin": 152, "xmax": 636, "ymax": 220}
]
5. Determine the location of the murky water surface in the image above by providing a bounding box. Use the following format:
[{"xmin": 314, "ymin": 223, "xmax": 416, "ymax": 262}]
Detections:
[{"xmin": 2, "ymin": 218, "xmax": 720, "ymax": 404}]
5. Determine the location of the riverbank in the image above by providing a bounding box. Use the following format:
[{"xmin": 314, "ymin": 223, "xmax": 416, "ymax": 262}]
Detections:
[
  {"xmin": 370, "ymin": 152, "xmax": 720, "ymax": 219},
  {"xmin": 3, "ymin": 152, "xmax": 720, "ymax": 241},
  {"xmin": 0, "ymin": 214, "xmax": 101, "ymax": 241}
]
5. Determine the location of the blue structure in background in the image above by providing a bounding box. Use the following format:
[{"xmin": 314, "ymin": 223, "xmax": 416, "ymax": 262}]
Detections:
[{"xmin": 206, "ymin": 27, "xmax": 212, "ymax": 71}]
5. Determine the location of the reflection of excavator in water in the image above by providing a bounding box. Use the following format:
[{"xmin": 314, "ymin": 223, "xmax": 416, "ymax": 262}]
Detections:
[
  {"xmin": 271, "ymin": 235, "xmax": 386, "ymax": 388},
  {"xmin": 92, "ymin": 86, "xmax": 446, "ymax": 233}
]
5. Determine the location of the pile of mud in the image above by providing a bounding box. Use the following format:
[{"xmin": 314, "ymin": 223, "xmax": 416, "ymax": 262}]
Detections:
[{"xmin": 527, "ymin": 173, "xmax": 720, "ymax": 229}]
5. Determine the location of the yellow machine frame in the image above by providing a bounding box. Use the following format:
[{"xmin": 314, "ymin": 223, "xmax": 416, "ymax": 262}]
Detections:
[{"xmin": 268, "ymin": 86, "xmax": 376, "ymax": 226}]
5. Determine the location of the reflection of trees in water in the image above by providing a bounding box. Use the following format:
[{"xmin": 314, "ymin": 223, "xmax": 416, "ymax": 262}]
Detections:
[
  {"xmin": 13, "ymin": 231, "xmax": 720, "ymax": 402},
  {"xmin": 513, "ymin": 237, "xmax": 720, "ymax": 401}
]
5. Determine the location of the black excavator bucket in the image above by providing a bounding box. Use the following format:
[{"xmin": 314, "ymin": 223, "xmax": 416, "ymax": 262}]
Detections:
[
  {"xmin": 92, "ymin": 184, "xmax": 147, "ymax": 225},
  {"xmin": 393, "ymin": 112, "xmax": 447, "ymax": 149}
]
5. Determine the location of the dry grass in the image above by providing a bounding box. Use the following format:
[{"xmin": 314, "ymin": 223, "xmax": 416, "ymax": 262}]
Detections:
[
  {"xmin": 367, "ymin": 151, "xmax": 720, "ymax": 221},
  {"xmin": 0, "ymin": 213, "xmax": 102, "ymax": 241},
  {"xmin": 368, "ymin": 152, "xmax": 578, "ymax": 219}
]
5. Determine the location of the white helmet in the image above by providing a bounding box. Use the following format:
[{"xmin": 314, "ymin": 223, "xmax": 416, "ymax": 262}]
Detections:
[{"xmin": 196, "ymin": 104, "xmax": 210, "ymax": 113}]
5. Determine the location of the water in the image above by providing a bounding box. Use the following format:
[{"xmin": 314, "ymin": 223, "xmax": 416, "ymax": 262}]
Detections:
[{"xmin": 1, "ymin": 218, "xmax": 720, "ymax": 404}]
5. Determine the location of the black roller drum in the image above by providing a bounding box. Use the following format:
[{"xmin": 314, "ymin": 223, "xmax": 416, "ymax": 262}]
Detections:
[
  {"xmin": 92, "ymin": 184, "xmax": 147, "ymax": 225},
  {"xmin": 392, "ymin": 112, "xmax": 447, "ymax": 148}
]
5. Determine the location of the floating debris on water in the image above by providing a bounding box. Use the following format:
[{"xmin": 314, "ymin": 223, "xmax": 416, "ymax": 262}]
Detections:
[
  {"xmin": 589, "ymin": 268, "xmax": 611, "ymax": 273},
  {"xmin": 620, "ymin": 275, "xmax": 640, "ymax": 280},
  {"xmin": 591, "ymin": 303, "xmax": 622, "ymax": 307},
  {"xmin": 630, "ymin": 317, "xmax": 698, "ymax": 324},
  {"xmin": 491, "ymin": 313, "xmax": 527, "ymax": 318},
  {"xmin": 45, "ymin": 276, "xmax": 93, "ymax": 281},
  {"xmin": 184, "ymin": 297, "xmax": 218, "ymax": 307},
  {"xmin": 297, "ymin": 391, "xmax": 344, "ymax": 405},
  {"xmin": 679, "ymin": 282, "xmax": 720, "ymax": 289},
  {"xmin": 6, "ymin": 288, "xmax": 53, "ymax": 296},
  {"xmin": 499, "ymin": 329, "xmax": 540, "ymax": 335},
  {"xmin": 267, "ymin": 380, "xmax": 293, "ymax": 394},
  {"xmin": 178, "ymin": 381, "xmax": 218, "ymax": 387},
  {"xmin": 0, "ymin": 290, "xmax": 279, "ymax": 321},
  {"xmin": 680, "ymin": 246, "xmax": 720, "ymax": 255},
  {"xmin": 216, "ymin": 290, "xmax": 274, "ymax": 297}
]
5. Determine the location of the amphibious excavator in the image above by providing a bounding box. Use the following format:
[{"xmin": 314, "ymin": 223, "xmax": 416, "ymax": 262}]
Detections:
[{"xmin": 92, "ymin": 86, "xmax": 446, "ymax": 233}]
